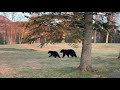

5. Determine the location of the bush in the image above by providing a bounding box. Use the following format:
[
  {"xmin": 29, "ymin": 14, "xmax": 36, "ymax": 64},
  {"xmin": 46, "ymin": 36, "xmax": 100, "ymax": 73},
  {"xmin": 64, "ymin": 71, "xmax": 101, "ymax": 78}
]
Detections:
[{"xmin": 0, "ymin": 39, "xmax": 4, "ymax": 44}]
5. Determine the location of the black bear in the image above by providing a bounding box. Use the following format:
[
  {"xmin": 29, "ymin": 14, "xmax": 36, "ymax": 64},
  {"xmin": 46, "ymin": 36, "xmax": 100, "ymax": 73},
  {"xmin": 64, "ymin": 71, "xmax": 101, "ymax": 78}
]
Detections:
[
  {"xmin": 48, "ymin": 51, "xmax": 60, "ymax": 58},
  {"xmin": 60, "ymin": 49, "xmax": 77, "ymax": 58}
]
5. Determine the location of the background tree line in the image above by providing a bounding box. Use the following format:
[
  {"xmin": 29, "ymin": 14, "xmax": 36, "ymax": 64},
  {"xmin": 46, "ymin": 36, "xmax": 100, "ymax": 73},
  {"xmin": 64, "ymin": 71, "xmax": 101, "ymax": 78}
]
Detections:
[
  {"xmin": 0, "ymin": 12, "xmax": 120, "ymax": 45},
  {"xmin": 0, "ymin": 12, "xmax": 27, "ymax": 45}
]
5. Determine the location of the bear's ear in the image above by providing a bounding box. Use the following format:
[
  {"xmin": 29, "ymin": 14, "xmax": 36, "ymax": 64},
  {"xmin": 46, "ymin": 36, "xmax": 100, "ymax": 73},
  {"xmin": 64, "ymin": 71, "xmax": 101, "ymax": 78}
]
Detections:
[{"xmin": 60, "ymin": 50, "xmax": 63, "ymax": 53}]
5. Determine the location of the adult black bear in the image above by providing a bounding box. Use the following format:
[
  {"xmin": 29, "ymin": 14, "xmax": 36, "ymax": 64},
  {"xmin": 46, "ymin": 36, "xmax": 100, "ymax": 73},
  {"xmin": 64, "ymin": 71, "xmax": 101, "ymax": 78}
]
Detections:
[
  {"xmin": 48, "ymin": 51, "xmax": 60, "ymax": 58},
  {"xmin": 60, "ymin": 49, "xmax": 77, "ymax": 58}
]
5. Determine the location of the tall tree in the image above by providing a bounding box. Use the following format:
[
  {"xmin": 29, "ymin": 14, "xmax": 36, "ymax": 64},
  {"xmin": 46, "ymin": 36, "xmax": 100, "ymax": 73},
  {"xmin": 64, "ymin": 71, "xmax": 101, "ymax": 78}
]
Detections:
[
  {"xmin": 103, "ymin": 12, "xmax": 116, "ymax": 43},
  {"xmin": 93, "ymin": 14, "xmax": 103, "ymax": 43},
  {"xmin": 79, "ymin": 12, "xmax": 93, "ymax": 71},
  {"xmin": 10, "ymin": 12, "xmax": 16, "ymax": 44}
]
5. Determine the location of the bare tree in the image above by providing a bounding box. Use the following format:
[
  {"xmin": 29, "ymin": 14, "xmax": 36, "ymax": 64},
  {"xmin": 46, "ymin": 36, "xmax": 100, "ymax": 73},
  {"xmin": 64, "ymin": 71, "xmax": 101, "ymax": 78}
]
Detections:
[
  {"xmin": 10, "ymin": 12, "xmax": 16, "ymax": 44},
  {"xmin": 2, "ymin": 12, "xmax": 8, "ymax": 44}
]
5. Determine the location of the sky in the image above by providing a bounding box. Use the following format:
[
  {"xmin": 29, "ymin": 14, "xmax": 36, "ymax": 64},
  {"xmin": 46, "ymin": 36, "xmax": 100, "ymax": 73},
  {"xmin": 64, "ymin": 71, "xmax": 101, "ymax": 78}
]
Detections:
[
  {"xmin": 0, "ymin": 12, "xmax": 30, "ymax": 22},
  {"xmin": 116, "ymin": 14, "xmax": 120, "ymax": 25}
]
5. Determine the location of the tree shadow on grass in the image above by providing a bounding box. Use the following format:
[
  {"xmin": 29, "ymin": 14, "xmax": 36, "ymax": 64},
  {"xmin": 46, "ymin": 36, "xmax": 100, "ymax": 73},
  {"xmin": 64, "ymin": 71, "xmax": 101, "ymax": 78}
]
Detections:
[
  {"xmin": 54, "ymin": 67, "xmax": 77, "ymax": 73},
  {"xmin": 53, "ymin": 67, "xmax": 97, "ymax": 78},
  {"xmin": 92, "ymin": 55, "xmax": 120, "ymax": 78}
]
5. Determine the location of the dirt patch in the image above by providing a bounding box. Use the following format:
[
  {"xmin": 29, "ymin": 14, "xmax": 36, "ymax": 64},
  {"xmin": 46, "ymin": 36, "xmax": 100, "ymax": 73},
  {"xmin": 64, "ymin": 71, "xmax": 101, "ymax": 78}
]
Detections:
[
  {"xmin": 0, "ymin": 65, "xmax": 16, "ymax": 75},
  {"xmin": 22, "ymin": 61, "xmax": 40, "ymax": 69},
  {"xmin": 18, "ymin": 44, "xmax": 50, "ymax": 51},
  {"xmin": 18, "ymin": 43, "xmax": 79, "ymax": 52}
]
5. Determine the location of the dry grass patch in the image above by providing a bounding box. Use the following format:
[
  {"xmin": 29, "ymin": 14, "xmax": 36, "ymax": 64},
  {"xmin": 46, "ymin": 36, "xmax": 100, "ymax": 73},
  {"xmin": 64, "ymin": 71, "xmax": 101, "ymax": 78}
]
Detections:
[{"xmin": 0, "ymin": 64, "xmax": 17, "ymax": 77}]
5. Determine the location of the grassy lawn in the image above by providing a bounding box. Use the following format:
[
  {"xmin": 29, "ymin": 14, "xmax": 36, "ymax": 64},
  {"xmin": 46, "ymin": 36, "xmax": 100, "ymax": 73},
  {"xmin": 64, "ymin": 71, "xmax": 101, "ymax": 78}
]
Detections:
[{"xmin": 0, "ymin": 43, "xmax": 119, "ymax": 78}]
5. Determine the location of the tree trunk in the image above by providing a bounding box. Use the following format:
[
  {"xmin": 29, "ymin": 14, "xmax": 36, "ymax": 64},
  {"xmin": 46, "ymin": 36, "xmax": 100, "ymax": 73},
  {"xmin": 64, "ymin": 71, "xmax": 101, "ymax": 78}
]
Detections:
[
  {"xmin": 3, "ymin": 32, "xmax": 6, "ymax": 44},
  {"xmin": 79, "ymin": 12, "xmax": 93, "ymax": 72},
  {"xmin": 94, "ymin": 30, "xmax": 97, "ymax": 43},
  {"xmin": 19, "ymin": 33, "xmax": 22, "ymax": 44},
  {"xmin": 118, "ymin": 49, "xmax": 120, "ymax": 59},
  {"xmin": 7, "ymin": 29, "xmax": 11, "ymax": 45},
  {"xmin": 98, "ymin": 32, "xmax": 101, "ymax": 43},
  {"xmin": 5, "ymin": 28, "xmax": 8, "ymax": 44},
  {"xmin": 10, "ymin": 12, "xmax": 16, "ymax": 45},
  {"xmin": 106, "ymin": 31, "xmax": 109, "ymax": 43},
  {"xmin": 3, "ymin": 12, "xmax": 8, "ymax": 44},
  {"xmin": 10, "ymin": 25, "xmax": 13, "ymax": 45},
  {"xmin": 13, "ymin": 29, "xmax": 16, "ymax": 44}
]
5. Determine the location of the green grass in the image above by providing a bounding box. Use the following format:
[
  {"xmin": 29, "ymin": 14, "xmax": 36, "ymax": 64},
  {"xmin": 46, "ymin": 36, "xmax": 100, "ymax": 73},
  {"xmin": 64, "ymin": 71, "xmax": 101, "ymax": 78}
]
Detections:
[{"xmin": 0, "ymin": 43, "xmax": 119, "ymax": 78}]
